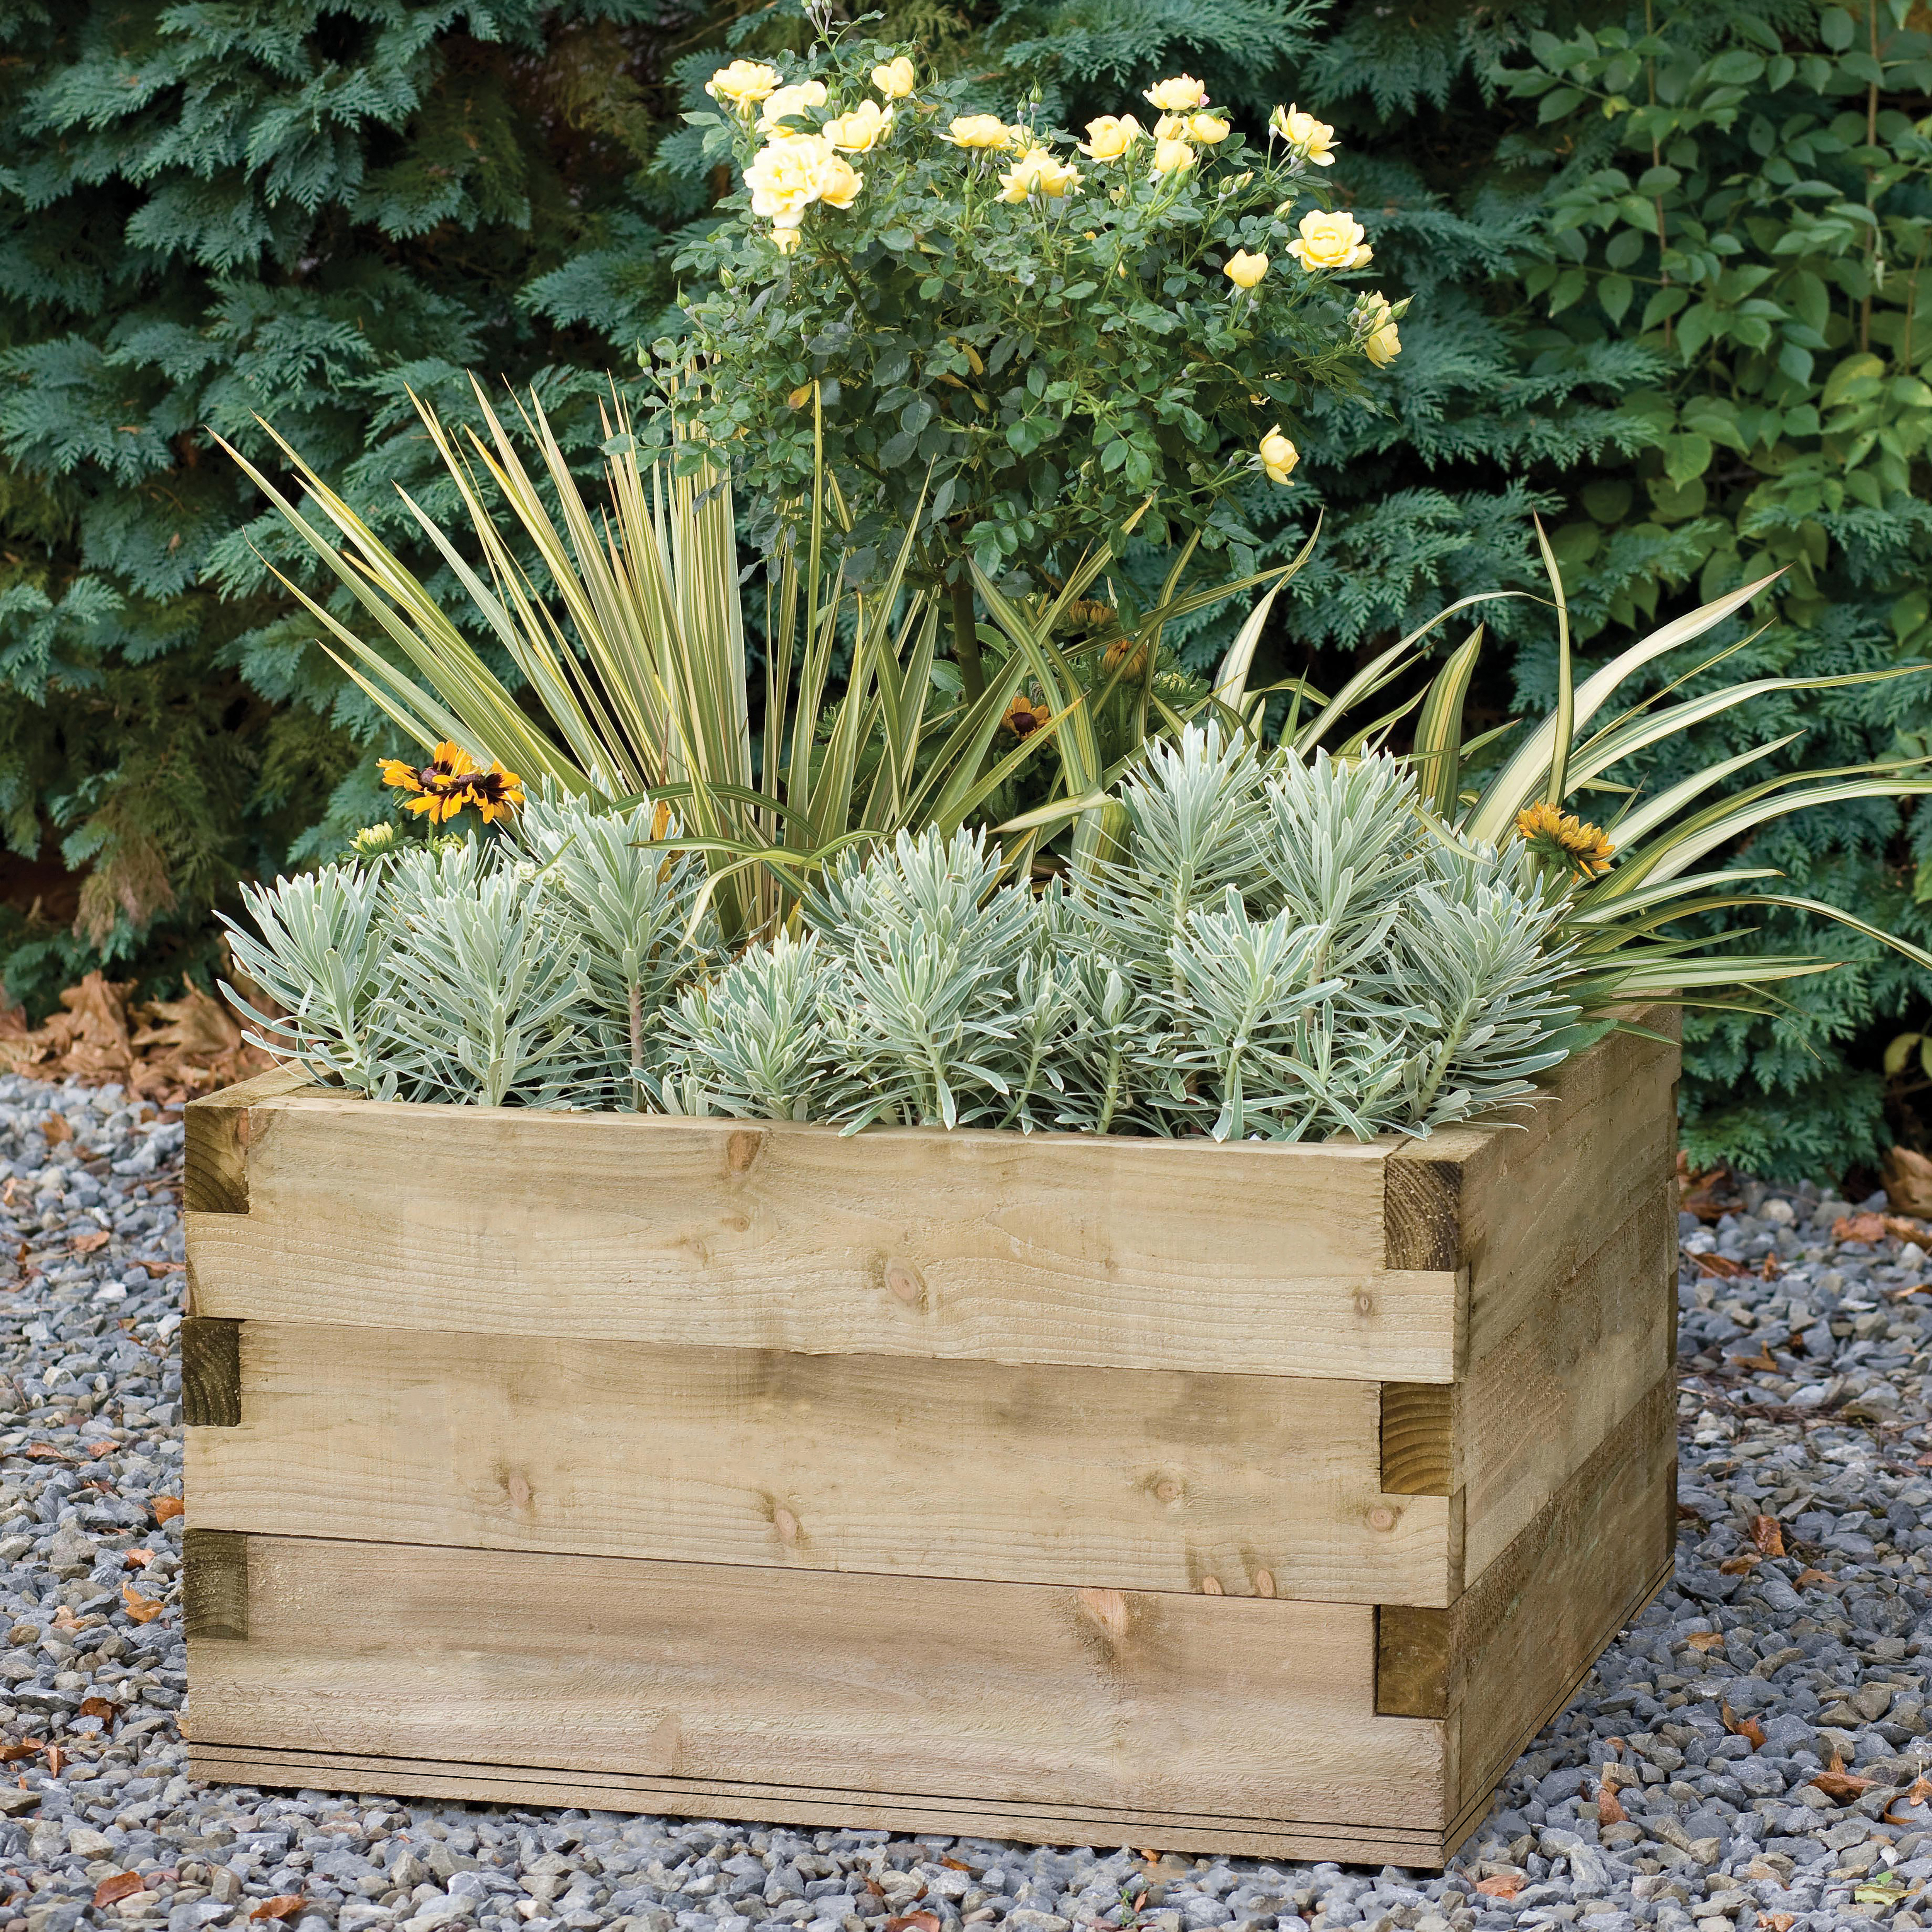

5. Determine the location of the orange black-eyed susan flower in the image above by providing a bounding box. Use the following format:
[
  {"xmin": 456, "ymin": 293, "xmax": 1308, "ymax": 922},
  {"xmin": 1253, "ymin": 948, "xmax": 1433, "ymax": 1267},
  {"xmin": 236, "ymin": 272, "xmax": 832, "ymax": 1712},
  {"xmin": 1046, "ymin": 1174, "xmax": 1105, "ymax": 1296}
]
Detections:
[
  {"xmin": 1515, "ymin": 801, "xmax": 1615, "ymax": 879},
  {"xmin": 1101, "ymin": 634, "xmax": 1150, "ymax": 681},
  {"xmin": 1003, "ymin": 694, "xmax": 1052, "ymax": 738},
  {"xmin": 378, "ymin": 742, "xmax": 524, "ymax": 825}
]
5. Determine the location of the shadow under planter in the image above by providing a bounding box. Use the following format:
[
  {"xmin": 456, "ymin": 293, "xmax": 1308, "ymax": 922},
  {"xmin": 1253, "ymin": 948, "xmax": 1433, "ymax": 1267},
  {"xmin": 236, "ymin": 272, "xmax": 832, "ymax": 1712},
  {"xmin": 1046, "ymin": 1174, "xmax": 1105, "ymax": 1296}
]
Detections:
[{"xmin": 179, "ymin": 1012, "xmax": 1681, "ymax": 1867}]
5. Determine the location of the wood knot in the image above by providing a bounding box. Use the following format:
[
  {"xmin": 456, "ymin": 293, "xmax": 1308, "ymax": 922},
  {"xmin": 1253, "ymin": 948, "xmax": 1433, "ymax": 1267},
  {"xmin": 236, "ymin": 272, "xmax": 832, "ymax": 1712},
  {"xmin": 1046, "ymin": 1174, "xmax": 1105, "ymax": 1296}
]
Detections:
[
  {"xmin": 772, "ymin": 1506, "xmax": 801, "ymax": 1546},
  {"xmin": 1253, "ymin": 1569, "xmax": 1276, "ymax": 1598},
  {"xmin": 1353, "ymin": 1288, "xmax": 1375, "ymax": 1318},
  {"xmin": 1077, "ymin": 1587, "xmax": 1130, "ymax": 1640},
  {"xmin": 503, "ymin": 1471, "xmax": 534, "ymax": 1510},
  {"xmin": 1199, "ymin": 1575, "xmax": 1224, "ymax": 1595},
  {"xmin": 1152, "ymin": 1478, "xmax": 1184, "ymax": 1506},
  {"xmin": 726, "ymin": 1130, "xmax": 764, "ymax": 1176},
  {"xmin": 1367, "ymin": 1503, "xmax": 1398, "ymax": 1533},
  {"xmin": 883, "ymin": 1259, "xmax": 925, "ymax": 1308}
]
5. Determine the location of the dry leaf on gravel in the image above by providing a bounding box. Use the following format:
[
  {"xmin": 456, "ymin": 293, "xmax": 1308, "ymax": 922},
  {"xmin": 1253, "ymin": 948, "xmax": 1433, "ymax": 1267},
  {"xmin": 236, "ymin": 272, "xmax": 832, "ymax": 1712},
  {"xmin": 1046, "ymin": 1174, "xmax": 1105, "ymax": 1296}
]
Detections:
[
  {"xmin": 151, "ymin": 1496, "xmax": 183, "ymax": 1524},
  {"xmin": 1474, "ymin": 1873, "xmax": 1525, "ymax": 1900},
  {"xmin": 1812, "ymin": 1753, "xmax": 1877, "ymax": 1803},
  {"xmin": 1686, "ymin": 1630, "xmax": 1726, "ymax": 1652},
  {"xmin": 883, "ymin": 1914, "xmax": 940, "ymax": 1932},
  {"xmin": 1833, "ymin": 1213, "xmax": 1889, "ymax": 1243},
  {"xmin": 1687, "ymin": 1250, "xmax": 1748, "ymax": 1278},
  {"xmin": 119, "ymin": 1583, "xmax": 164, "ymax": 1624},
  {"xmin": 0, "ymin": 961, "xmax": 281, "ymax": 1104},
  {"xmin": 39, "ymin": 1114, "xmax": 70, "ymax": 1145},
  {"xmin": 1721, "ymin": 1701, "xmax": 1766, "ymax": 1749},
  {"xmin": 1751, "ymin": 1514, "xmax": 1786, "ymax": 1556},
  {"xmin": 77, "ymin": 1697, "xmax": 116, "ymax": 1724},
  {"xmin": 1884, "ymin": 1774, "xmax": 1932, "ymax": 1824},
  {"xmin": 1795, "ymin": 1566, "xmax": 1837, "ymax": 1589},
  {"xmin": 248, "ymin": 1898, "xmax": 306, "ymax": 1922},
  {"xmin": 1718, "ymin": 1554, "xmax": 1762, "ymax": 1574},
  {"xmin": 92, "ymin": 1873, "xmax": 145, "ymax": 1909},
  {"xmin": 71, "ymin": 1230, "xmax": 110, "ymax": 1254}
]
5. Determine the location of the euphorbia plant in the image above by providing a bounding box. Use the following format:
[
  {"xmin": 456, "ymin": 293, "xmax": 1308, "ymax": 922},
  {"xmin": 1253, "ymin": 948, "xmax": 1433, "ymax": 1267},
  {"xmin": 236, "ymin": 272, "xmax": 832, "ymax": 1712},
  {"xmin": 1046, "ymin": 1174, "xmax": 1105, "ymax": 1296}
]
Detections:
[{"xmin": 672, "ymin": 28, "xmax": 1406, "ymax": 692}]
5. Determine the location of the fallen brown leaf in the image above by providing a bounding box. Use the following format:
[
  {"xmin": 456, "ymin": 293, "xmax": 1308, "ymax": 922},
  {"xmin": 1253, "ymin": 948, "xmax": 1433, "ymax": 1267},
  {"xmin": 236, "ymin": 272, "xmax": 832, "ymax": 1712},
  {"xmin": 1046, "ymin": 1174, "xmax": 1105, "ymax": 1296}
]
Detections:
[
  {"xmin": 151, "ymin": 1496, "xmax": 183, "ymax": 1525},
  {"xmin": 138, "ymin": 1260, "xmax": 184, "ymax": 1277},
  {"xmin": 1795, "ymin": 1566, "xmax": 1837, "ymax": 1589},
  {"xmin": 1884, "ymin": 1774, "xmax": 1932, "ymax": 1825},
  {"xmin": 1597, "ymin": 1784, "xmax": 1626, "ymax": 1826},
  {"xmin": 93, "ymin": 1873, "xmax": 145, "ymax": 1909},
  {"xmin": 40, "ymin": 1114, "xmax": 70, "ymax": 1146},
  {"xmin": 1812, "ymin": 1751, "xmax": 1876, "ymax": 1803},
  {"xmin": 1718, "ymin": 1554, "xmax": 1762, "ymax": 1575},
  {"xmin": 43, "ymin": 1744, "xmax": 63, "ymax": 1777},
  {"xmin": 1475, "ymin": 1873, "xmax": 1525, "ymax": 1900},
  {"xmin": 1760, "ymin": 1253, "xmax": 1781, "ymax": 1280},
  {"xmin": 248, "ymin": 1897, "xmax": 306, "ymax": 1923},
  {"xmin": 1751, "ymin": 1514, "xmax": 1786, "ymax": 1556},
  {"xmin": 1734, "ymin": 1711, "xmax": 1767, "ymax": 1750},
  {"xmin": 1764, "ymin": 1917, "xmax": 1796, "ymax": 1932},
  {"xmin": 938, "ymin": 1861, "xmax": 972, "ymax": 1873},
  {"xmin": 1688, "ymin": 1250, "xmax": 1748, "ymax": 1277},
  {"xmin": 1833, "ymin": 1213, "xmax": 1888, "ymax": 1243},
  {"xmin": 1735, "ymin": 1347, "xmax": 1779, "ymax": 1372},
  {"xmin": 71, "ymin": 1230, "xmax": 110, "ymax": 1255},
  {"xmin": 119, "ymin": 1583, "xmax": 164, "ymax": 1624},
  {"xmin": 49, "ymin": 1605, "xmax": 81, "ymax": 1633},
  {"xmin": 23, "ymin": 1444, "xmax": 71, "ymax": 1463},
  {"xmin": 883, "ymin": 1914, "xmax": 940, "ymax": 1932},
  {"xmin": 1686, "ymin": 1631, "xmax": 1727, "ymax": 1652},
  {"xmin": 0, "ymin": 1743, "xmax": 40, "ymax": 1764},
  {"xmin": 77, "ymin": 1697, "xmax": 116, "ymax": 1725},
  {"xmin": 123, "ymin": 1549, "xmax": 153, "ymax": 1570}
]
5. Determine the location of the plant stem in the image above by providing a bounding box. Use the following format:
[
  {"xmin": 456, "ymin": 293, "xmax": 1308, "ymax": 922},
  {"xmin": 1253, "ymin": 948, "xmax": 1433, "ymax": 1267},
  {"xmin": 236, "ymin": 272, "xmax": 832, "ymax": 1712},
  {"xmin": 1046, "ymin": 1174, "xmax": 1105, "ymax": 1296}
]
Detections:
[
  {"xmin": 950, "ymin": 569, "xmax": 985, "ymax": 702},
  {"xmin": 628, "ymin": 980, "xmax": 645, "ymax": 1112}
]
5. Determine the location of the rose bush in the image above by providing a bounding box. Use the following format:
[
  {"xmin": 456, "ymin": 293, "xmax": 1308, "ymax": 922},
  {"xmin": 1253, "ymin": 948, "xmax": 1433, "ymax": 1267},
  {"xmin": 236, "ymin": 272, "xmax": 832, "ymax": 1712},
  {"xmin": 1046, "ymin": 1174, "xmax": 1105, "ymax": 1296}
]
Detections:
[{"xmin": 668, "ymin": 30, "xmax": 1406, "ymax": 681}]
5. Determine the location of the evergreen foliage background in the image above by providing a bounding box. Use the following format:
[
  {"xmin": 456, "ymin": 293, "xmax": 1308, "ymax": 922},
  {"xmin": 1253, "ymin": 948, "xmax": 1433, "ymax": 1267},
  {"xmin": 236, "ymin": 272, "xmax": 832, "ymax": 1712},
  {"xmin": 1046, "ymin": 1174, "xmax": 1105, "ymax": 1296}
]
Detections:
[{"xmin": 1, "ymin": 0, "xmax": 1927, "ymax": 1181}]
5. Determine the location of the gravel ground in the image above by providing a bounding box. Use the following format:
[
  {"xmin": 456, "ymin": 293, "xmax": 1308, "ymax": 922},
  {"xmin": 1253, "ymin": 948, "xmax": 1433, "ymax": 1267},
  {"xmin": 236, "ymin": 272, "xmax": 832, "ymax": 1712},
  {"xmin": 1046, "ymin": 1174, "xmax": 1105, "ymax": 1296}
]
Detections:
[{"xmin": 8, "ymin": 1076, "xmax": 1932, "ymax": 1931}]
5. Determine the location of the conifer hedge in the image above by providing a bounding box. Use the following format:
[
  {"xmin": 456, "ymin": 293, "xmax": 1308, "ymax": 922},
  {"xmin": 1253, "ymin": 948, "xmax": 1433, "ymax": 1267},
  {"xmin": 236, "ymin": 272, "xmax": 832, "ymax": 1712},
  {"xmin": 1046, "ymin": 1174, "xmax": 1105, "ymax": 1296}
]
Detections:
[{"xmin": 2, "ymin": 0, "xmax": 1928, "ymax": 1180}]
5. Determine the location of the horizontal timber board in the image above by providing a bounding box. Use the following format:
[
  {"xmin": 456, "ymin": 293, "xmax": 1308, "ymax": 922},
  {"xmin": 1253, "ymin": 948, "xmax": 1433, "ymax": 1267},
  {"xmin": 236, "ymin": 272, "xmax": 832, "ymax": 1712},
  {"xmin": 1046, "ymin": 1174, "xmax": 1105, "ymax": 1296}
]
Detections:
[
  {"xmin": 185, "ymin": 1533, "xmax": 1446, "ymax": 1829},
  {"xmin": 1458, "ymin": 1181, "xmax": 1677, "ymax": 1582},
  {"xmin": 186, "ymin": 1745, "xmax": 1452, "ymax": 1866},
  {"xmin": 187, "ymin": 1322, "xmax": 1453, "ymax": 1602},
  {"xmin": 185, "ymin": 1094, "xmax": 1458, "ymax": 1380}
]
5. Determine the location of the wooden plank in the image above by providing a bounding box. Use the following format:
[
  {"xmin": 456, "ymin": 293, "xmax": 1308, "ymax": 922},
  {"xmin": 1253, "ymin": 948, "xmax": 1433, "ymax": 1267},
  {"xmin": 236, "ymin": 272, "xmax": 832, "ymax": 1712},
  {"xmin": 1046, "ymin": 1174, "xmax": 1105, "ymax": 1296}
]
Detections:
[
  {"xmin": 1458, "ymin": 1180, "xmax": 1676, "ymax": 1582},
  {"xmin": 187, "ymin": 1323, "xmax": 1454, "ymax": 1603},
  {"xmin": 1384, "ymin": 1159, "xmax": 1461, "ymax": 1271},
  {"xmin": 183, "ymin": 1529, "xmax": 248, "ymax": 1641},
  {"xmin": 180, "ymin": 1317, "xmax": 241, "ymax": 1428},
  {"xmin": 1375, "ymin": 1605, "xmax": 1450, "ymax": 1720},
  {"xmin": 1451, "ymin": 1374, "xmax": 1675, "ymax": 1815},
  {"xmin": 186, "ymin": 1095, "xmax": 1460, "ymax": 1381},
  {"xmin": 1435, "ymin": 1014, "xmax": 1679, "ymax": 1373},
  {"xmin": 187, "ymin": 1744, "xmax": 1452, "ymax": 1866},
  {"xmin": 184, "ymin": 1533, "xmax": 1446, "ymax": 1830},
  {"xmin": 182, "ymin": 1067, "xmax": 316, "ymax": 1216},
  {"xmin": 1379, "ymin": 1384, "xmax": 1453, "ymax": 1497}
]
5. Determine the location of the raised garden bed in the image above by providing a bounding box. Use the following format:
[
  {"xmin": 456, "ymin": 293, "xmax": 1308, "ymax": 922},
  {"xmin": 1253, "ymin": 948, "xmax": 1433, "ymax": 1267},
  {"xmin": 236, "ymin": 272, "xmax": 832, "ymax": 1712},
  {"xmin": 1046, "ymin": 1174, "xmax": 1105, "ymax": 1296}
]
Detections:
[{"xmin": 179, "ymin": 1013, "xmax": 1679, "ymax": 1867}]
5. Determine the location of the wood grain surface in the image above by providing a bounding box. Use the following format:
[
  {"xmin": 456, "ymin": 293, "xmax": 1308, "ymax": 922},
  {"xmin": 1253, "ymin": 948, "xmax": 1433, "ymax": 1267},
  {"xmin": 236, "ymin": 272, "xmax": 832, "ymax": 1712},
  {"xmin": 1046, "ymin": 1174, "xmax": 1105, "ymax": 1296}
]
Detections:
[{"xmin": 187, "ymin": 1322, "xmax": 1455, "ymax": 1602}]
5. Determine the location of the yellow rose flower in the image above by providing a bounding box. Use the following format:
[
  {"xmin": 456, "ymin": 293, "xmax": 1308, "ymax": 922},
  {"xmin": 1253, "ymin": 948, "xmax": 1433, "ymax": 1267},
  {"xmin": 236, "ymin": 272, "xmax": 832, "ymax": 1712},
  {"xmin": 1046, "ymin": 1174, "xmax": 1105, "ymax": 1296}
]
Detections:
[
  {"xmin": 1258, "ymin": 426, "xmax": 1299, "ymax": 485},
  {"xmin": 946, "ymin": 113, "xmax": 1017, "ymax": 149},
  {"xmin": 824, "ymin": 98, "xmax": 893, "ymax": 152},
  {"xmin": 757, "ymin": 79, "xmax": 828, "ymax": 134},
  {"xmin": 1270, "ymin": 102, "xmax": 1338, "ymax": 167},
  {"xmin": 1078, "ymin": 113, "xmax": 1145, "ymax": 160},
  {"xmin": 1189, "ymin": 113, "xmax": 1231, "ymax": 144},
  {"xmin": 813, "ymin": 150, "xmax": 864, "ymax": 210},
  {"xmin": 1285, "ymin": 207, "xmax": 1372, "ymax": 270},
  {"xmin": 1150, "ymin": 136, "xmax": 1196, "ymax": 176},
  {"xmin": 1144, "ymin": 74, "xmax": 1209, "ymax": 112},
  {"xmin": 997, "ymin": 146, "xmax": 1083, "ymax": 202},
  {"xmin": 871, "ymin": 56, "xmax": 917, "ymax": 100},
  {"xmin": 744, "ymin": 134, "xmax": 832, "ymax": 224},
  {"xmin": 1153, "ymin": 112, "xmax": 1189, "ymax": 141},
  {"xmin": 1223, "ymin": 248, "xmax": 1269, "ymax": 289},
  {"xmin": 1359, "ymin": 291, "xmax": 1402, "ymax": 365},
  {"xmin": 771, "ymin": 226, "xmax": 802, "ymax": 254},
  {"xmin": 705, "ymin": 61, "xmax": 782, "ymax": 110}
]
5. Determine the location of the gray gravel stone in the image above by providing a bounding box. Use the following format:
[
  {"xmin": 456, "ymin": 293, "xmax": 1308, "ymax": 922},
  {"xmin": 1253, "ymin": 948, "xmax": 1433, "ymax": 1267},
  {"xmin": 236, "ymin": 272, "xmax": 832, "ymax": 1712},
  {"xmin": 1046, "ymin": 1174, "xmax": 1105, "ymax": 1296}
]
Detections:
[{"xmin": 8, "ymin": 1084, "xmax": 1932, "ymax": 1930}]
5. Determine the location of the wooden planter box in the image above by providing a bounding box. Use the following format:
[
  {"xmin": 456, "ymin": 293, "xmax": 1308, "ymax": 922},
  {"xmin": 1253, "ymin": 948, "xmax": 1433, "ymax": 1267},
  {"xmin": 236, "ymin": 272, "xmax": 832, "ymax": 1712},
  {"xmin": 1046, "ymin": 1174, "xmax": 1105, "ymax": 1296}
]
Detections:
[{"xmin": 180, "ymin": 1017, "xmax": 1679, "ymax": 1868}]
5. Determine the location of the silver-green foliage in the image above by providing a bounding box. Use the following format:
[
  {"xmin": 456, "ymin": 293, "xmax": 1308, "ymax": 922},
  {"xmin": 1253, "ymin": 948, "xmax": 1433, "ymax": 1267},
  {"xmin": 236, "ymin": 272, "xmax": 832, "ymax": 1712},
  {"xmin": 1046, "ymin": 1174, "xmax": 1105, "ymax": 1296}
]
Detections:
[
  {"xmin": 223, "ymin": 796, "xmax": 712, "ymax": 1109},
  {"xmin": 667, "ymin": 729, "xmax": 1582, "ymax": 1141}
]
